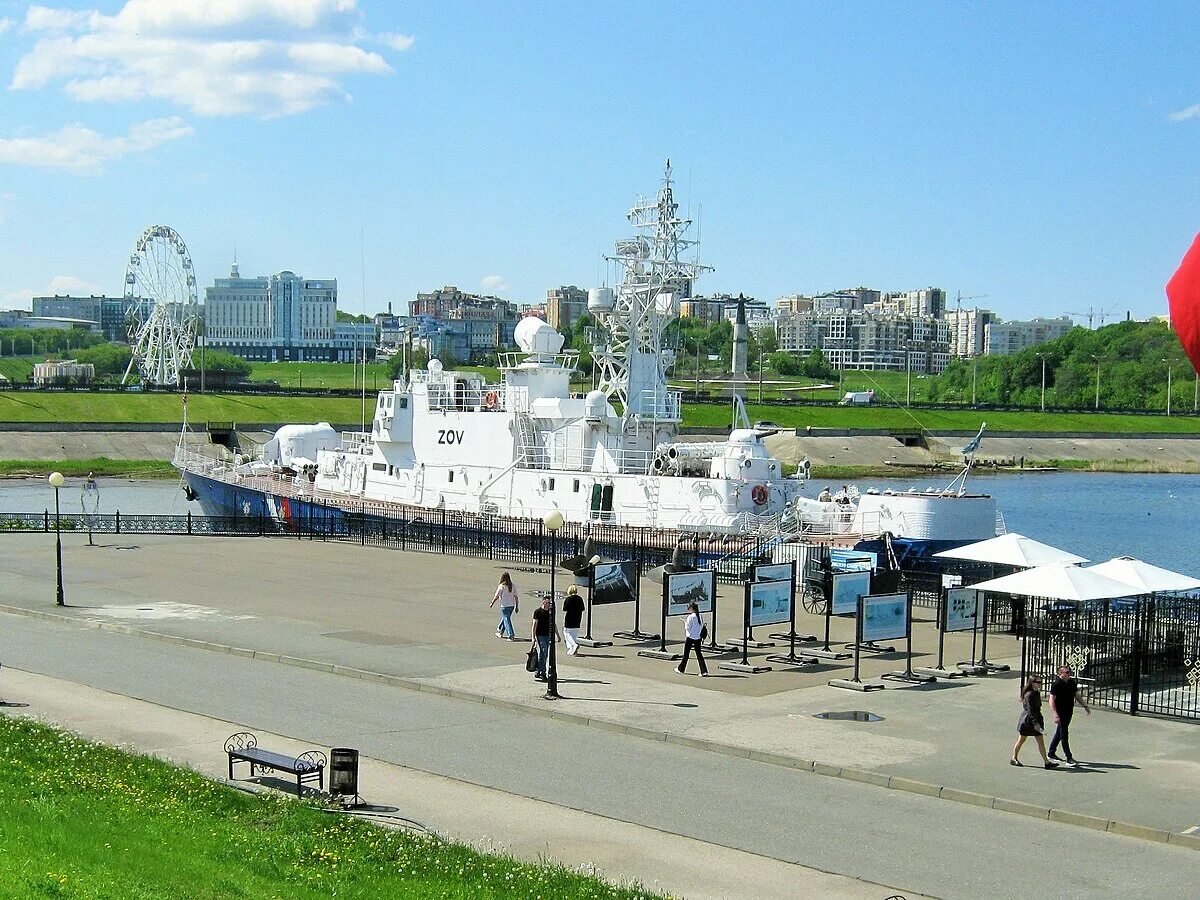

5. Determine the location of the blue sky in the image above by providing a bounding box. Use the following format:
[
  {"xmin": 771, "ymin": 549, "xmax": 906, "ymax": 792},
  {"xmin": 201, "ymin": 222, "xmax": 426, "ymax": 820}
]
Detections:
[{"xmin": 0, "ymin": 1, "xmax": 1197, "ymax": 323}]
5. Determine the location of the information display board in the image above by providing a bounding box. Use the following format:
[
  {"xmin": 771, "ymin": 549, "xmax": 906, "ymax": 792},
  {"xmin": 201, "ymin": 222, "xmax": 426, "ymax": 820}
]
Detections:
[
  {"xmin": 749, "ymin": 578, "xmax": 793, "ymax": 628},
  {"xmin": 944, "ymin": 587, "xmax": 982, "ymax": 632},
  {"xmin": 831, "ymin": 548, "xmax": 876, "ymax": 572},
  {"xmin": 752, "ymin": 562, "xmax": 794, "ymax": 583},
  {"xmin": 831, "ymin": 570, "xmax": 871, "ymax": 616},
  {"xmin": 665, "ymin": 569, "xmax": 715, "ymax": 617},
  {"xmin": 591, "ymin": 561, "xmax": 637, "ymax": 605},
  {"xmin": 861, "ymin": 593, "xmax": 909, "ymax": 643}
]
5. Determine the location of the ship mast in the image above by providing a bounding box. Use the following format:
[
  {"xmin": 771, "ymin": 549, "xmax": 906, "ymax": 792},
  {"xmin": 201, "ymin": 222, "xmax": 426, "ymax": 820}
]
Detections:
[{"xmin": 591, "ymin": 160, "xmax": 711, "ymax": 452}]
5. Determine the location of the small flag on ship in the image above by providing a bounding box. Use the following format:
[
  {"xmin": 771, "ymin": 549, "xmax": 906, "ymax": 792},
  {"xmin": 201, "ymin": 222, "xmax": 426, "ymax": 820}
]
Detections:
[{"xmin": 961, "ymin": 422, "xmax": 986, "ymax": 456}]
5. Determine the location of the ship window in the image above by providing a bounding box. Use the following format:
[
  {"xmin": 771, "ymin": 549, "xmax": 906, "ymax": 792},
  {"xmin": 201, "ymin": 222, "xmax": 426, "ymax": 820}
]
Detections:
[
  {"xmin": 548, "ymin": 477, "xmax": 556, "ymax": 491},
  {"xmin": 388, "ymin": 465, "xmax": 394, "ymax": 476},
  {"xmin": 573, "ymin": 479, "xmax": 580, "ymax": 493},
  {"xmin": 448, "ymin": 470, "xmax": 455, "ymax": 483},
  {"xmin": 372, "ymin": 462, "xmax": 386, "ymax": 471},
  {"xmin": 397, "ymin": 397, "xmax": 407, "ymax": 409}
]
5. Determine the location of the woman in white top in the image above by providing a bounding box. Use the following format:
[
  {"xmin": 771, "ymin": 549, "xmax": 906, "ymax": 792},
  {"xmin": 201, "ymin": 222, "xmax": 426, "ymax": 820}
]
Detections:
[
  {"xmin": 675, "ymin": 602, "xmax": 709, "ymax": 676},
  {"xmin": 490, "ymin": 572, "xmax": 519, "ymax": 640}
]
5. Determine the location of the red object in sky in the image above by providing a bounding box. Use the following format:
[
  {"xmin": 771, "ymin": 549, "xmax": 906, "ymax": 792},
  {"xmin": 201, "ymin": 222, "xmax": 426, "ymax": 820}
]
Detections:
[{"xmin": 1167, "ymin": 233, "xmax": 1200, "ymax": 375}]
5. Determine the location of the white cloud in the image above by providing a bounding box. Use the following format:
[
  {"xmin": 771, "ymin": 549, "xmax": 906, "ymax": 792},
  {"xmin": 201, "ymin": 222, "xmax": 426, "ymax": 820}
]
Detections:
[
  {"xmin": 10, "ymin": 0, "xmax": 411, "ymax": 119},
  {"xmin": 22, "ymin": 5, "xmax": 97, "ymax": 32},
  {"xmin": 1169, "ymin": 104, "xmax": 1200, "ymax": 123},
  {"xmin": 0, "ymin": 117, "xmax": 193, "ymax": 175},
  {"xmin": 378, "ymin": 33, "xmax": 415, "ymax": 52},
  {"xmin": 481, "ymin": 275, "xmax": 509, "ymax": 293},
  {"xmin": 2, "ymin": 275, "xmax": 104, "ymax": 308},
  {"xmin": 46, "ymin": 275, "xmax": 104, "ymax": 294}
]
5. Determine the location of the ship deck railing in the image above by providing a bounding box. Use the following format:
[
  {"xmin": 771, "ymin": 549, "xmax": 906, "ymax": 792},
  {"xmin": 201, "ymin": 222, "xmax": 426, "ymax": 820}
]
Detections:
[
  {"xmin": 497, "ymin": 350, "xmax": 579, "ymax": 371},
  {"xmin": 412, "ymin": 378, "xmax": 533, "ymax": 415}
]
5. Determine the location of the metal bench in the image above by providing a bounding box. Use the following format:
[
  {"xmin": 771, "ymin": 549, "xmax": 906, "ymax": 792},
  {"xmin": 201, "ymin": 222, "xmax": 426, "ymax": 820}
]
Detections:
[{"xmin": 224, "ymin": 732, "xmax": 326, "ymax": 796}]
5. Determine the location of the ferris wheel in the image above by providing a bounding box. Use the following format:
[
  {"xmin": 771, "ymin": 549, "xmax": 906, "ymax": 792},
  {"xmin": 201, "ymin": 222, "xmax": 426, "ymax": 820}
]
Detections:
[{"xmin": 121, "ymin": 225, "xmax": 199, "ymax": 387}]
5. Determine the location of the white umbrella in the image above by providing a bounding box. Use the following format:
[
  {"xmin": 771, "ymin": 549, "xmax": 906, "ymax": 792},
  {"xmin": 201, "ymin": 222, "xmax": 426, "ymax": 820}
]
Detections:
[
  {"xmin": 1085, "ymin": 557, "xmax": 1200, "ymax": 594},
  {"xmin": 933, "ymin": 532, "xmax": 1088, "ymax": 567},
  {"xmin": 967, "ymin": 563, "xmax": 1140, "ymax": 602}
]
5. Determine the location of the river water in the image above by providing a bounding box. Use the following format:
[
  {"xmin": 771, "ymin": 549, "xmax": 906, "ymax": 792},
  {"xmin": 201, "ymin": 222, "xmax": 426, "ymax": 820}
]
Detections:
[{"xmin": 2, "ymin": 471, "xmax": 1196, "ymax": 574}]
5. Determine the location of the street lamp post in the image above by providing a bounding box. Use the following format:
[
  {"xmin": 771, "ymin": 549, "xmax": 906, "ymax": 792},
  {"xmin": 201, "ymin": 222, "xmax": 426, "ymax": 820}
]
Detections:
[
  {"xmin": 542, "ymin": 509, "xmax": 564, "ymax": 700},
  {"xmin": 971, "ymin": 359, "xmax": 977, "ymax": 406},
  {"xmin": 1165, "ymin": 360, "xmax": 1173, "ymax": 416},
  {"xmin": 49, "ymin": 471, "xmax": 65, "ymax": 606},
  {"xmin": 906, "ymin": 344, "xmax": 912, "ymax": 408},
  {"xmin": 1039, "ymin": 355, "xmax": 1046, "ymax": 413}
]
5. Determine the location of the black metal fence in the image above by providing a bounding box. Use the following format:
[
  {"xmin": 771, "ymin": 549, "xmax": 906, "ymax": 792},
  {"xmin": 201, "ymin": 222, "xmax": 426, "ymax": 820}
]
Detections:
[
  {"xmin": 0, "ymin": 507, "xmax": 776, "ymax": 585},
  {"xmin": 1023, "ymin": 596, "xmax": 1200, "ymax": 720}
]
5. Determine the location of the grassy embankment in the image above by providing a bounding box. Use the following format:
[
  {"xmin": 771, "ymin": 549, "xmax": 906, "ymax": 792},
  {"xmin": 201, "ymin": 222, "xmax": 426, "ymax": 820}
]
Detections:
[
  {"xmin": 244, "ymin": 361, "xmax": 507, "ymax": 389},
  {"xmin": 0, "ymin": 715, "xmax": 658, "ymax": 899},
  {"xmin": 0, "ymin": 356, "xmax": 39, "ymax": 383},
  {"xmin": 0, "ymin": 391, "xmax": 363, "ymax": 424},
  {"xmin": 0, "ymin": 458, "xmax": 177, "ymax": 478},
  {"xmin": 4, "ymin": 389, "xmax": 1198, "ymax": 433}
]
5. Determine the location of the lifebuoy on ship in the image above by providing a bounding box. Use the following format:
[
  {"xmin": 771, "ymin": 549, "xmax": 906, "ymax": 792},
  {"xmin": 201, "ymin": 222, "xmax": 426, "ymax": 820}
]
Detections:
[
  {"xmin": 483, "ymin": 391, "xmax": 499, "ymax": 410},
  {"xmin": 751, "ymin": 484, "xmax": 769, "ymax": 506}
]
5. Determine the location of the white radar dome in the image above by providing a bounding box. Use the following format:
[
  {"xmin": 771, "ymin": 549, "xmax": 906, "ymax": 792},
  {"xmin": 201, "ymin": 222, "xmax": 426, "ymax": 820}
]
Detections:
[
  {"xmin": 514, "ymin": 316, "xmax": 565, "ymax": 354},
  {"xmin": 428, "ymin": 358, "xmax": 443, "ymax": 374}
]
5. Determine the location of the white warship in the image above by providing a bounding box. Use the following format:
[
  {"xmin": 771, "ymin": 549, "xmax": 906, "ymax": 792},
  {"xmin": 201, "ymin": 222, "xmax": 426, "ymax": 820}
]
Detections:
[{"xmin": 176, "ymin": 163, "xmax": 998, "ymax": 549}]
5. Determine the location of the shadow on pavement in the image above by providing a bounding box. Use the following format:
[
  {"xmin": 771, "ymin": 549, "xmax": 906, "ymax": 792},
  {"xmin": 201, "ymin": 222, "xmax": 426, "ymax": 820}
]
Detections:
[{"xmin": 566, "ymin": 697, "xmax": 700, "ymax": 709}]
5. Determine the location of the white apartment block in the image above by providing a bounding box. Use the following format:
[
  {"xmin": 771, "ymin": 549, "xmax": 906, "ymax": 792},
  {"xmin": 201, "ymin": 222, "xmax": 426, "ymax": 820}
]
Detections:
[
  {"xmin": 983, "ymin": 316, "xmax": 1074, "ymax": 356},
  {"xmin": 869, "ymin": 287, "xmax": 946, "ymax": 319},
  {"xmin": 945, "ymin": 307, "xmax": 998, "ymax": 357},
  {"xmin": 776, "ymin": 311, "xmax": 951, "ymax": 374}
]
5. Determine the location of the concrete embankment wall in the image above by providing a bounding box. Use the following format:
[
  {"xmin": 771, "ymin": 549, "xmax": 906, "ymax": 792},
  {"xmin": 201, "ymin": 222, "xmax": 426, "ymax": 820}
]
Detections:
[
  {"xmin": 0, "ymin": 424, "xmax": 349, "ymax": 461},
  {"xmin": 3, "ymin": 423, "xmax": 1200, "ymax": 468}
]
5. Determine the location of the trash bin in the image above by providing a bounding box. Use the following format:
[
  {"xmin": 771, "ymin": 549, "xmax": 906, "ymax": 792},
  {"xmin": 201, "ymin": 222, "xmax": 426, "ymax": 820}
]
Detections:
[{"xmin": 329, "ymin": 747, "xmax": 359, "ymax": 799}]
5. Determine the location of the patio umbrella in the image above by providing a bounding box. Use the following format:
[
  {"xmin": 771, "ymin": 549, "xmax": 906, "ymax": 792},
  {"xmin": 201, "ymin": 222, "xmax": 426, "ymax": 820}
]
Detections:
[
  {"xmin": 933, "ymin": 532, "xmax": 1088, "ymax": 568},
  {"xmin": 1085, "ymin": 556, "xmax": 1200, "ymax": 594},
  {"xmin": 967, "ymin": 563, "xmax": 1139, "ymax": 602}
]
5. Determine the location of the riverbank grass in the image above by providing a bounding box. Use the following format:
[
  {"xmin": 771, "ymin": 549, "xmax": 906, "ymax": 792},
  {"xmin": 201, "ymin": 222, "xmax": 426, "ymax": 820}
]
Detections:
[
  {"xmin": 0, "ymin": 715, "xmax": 659, "ymax": 899},
  {"xmin": 2, "ymin": 388, "xmax": 1199, "ymax": 433},
  {"xmin": 0, "ymin": 457, "xmax": 177, "ymax": 478}
]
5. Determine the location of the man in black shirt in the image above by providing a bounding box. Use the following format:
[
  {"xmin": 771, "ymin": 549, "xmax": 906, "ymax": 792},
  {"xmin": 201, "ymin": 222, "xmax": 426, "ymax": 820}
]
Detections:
[
  {"xmin": 562, "ymin": 585, "xmax": 585, "ymax": 655},
  {"xmin": 530, "ymin": 597, "xmax": 560, "ymax": 681},
  {"xmin": 1048, "ymin": 664, "xmax": 1090, "ymax": 767}
]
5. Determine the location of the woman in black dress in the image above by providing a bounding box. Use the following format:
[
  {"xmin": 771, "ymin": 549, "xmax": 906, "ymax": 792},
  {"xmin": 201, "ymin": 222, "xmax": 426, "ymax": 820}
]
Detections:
[{"xmin": 1011, "ymin": 676, "xmax": 1058, "ymax": 769}]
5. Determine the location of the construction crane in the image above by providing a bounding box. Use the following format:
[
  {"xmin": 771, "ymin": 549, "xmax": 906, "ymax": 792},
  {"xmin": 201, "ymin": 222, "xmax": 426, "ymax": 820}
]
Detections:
[
  {"xmin": 953, "ymin": 291, "xmax": 989, "ymax": 312},
  {"xmin": 1064, "ymin": 306, "xmax": 1122, "ymax": 329}
]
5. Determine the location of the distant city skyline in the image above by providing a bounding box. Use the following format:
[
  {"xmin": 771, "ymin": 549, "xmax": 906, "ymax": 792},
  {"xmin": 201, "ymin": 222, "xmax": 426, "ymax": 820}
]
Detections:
[{"xmin": 1, "ymin": 2, "xmax": 1197, "ymax": 322}]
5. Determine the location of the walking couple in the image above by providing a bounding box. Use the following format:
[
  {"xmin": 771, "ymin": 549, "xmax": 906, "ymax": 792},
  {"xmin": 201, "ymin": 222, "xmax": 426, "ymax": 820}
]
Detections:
[{"xmin": 1011, "ymin": 665, "xmax": 1090, "ymax": 769}]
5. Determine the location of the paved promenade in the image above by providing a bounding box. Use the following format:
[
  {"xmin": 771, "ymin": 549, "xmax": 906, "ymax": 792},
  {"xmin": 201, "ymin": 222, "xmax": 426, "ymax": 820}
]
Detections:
[{"xmin": 2, "ymin": 533, "xmax": 1199, "ymax": 897}]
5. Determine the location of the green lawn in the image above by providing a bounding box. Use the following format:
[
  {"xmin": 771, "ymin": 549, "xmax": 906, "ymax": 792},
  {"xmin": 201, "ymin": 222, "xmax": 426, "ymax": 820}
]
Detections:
[
  {"xmin": 683, "ymin": 402, "xmax": 1200, "ymax": 433},
  {"xmin": 0, "ymin": 716, "xmax": 659, "ymax": 899},
  {"xmin": 0, "ymin": 356, "xmax": 40, "ymax": 383},
  {"xmin": 246, "ymin": 361, "xmax": 394, "ymax": 390},
  {"xmin": 1, "ymin": 385, "xmax": 1198, "ymax": 433},
  {"xmin": 0, "ymin": 391, "xmax": 365, "ymax": 424},
  {"xmin": 0, "ymin": 458, "xmax": 177, "ymax": 478}
]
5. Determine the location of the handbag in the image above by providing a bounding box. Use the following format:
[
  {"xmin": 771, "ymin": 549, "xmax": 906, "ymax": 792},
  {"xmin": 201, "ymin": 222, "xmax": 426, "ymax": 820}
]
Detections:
[
  {"xmin": 700, "ymin": 622, "xmax": 709, "ymax": 641},
  {"xmin": 525, "ymin": 645, "xmax": 539, "ymax": 672}
]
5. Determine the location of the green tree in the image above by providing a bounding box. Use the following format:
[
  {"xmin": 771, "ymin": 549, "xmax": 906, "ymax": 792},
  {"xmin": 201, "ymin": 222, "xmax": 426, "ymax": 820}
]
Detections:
[
  {"xmin": 197, "ymin": 349, "xmax": 251, "ymax": 378},
  {"xmin": 74, "ymin": 343, "xmax": 133, "ymax": 378}
]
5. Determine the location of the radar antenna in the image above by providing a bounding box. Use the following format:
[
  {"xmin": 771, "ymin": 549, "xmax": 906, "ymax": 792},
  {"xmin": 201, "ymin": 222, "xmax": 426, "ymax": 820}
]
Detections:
[{"xmin": 589, "ymin": 161, "xmax": 712, "ymax": 453}]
